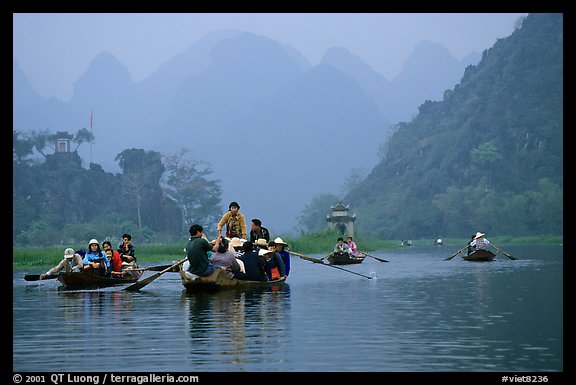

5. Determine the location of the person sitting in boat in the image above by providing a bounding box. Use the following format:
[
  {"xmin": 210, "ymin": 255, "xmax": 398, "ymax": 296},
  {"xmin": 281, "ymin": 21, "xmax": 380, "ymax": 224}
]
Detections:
[
  {"xmin": 347, "ymin": 236, "xmax": 360, "ymax": 258},
  {"xmin": 102, "ymin": 241, "xmax": 123, "ymax": 276},
  {"xmin": 229, "ymin": 237, "xmax": 245, "ymax": 257},
  {"xmin": 264, "ymin": 241, "xmax": 286, "ymax": 280},
  {"xmin": 333, "ymin": 237, "xmax": 351, "ymax": 255},
  {"xmin": 255, "ymin": 238, "xmax": 269, "ymax": 251},
  {"xmin": 117, "ymin": 233, "xmax": 136, "ymax": 264},
  {"xmin": 82, "ymin": 239, "xmax": 110, "ymax": 276},
  {"xmin": 249, "ymin": 218, "xmax": 270, "ymax": 243},
  {"xmin": 39, "ymin": 248, "xmax": 83, "ymax": 279},
  {"xmin": 217, "ymin": 201, "xmax": 247, "ymax": 240},
  {"xmin": 273, "ymin": 237, "xmax": 291, "ymax": 277},
  {"xmin": 470, "ymin": 232, "xmax": 490, "ymax": 251},
  {"xmin": 209, "ymin": 237, "xmax": 242, "ymax": 278},
  {"xmin": 185, "ymin": 224, "xmax": 226, "ymax": 281},
  {"xmin": 235, "ymin": 241, "xmax": 268, "ymax": 281}
]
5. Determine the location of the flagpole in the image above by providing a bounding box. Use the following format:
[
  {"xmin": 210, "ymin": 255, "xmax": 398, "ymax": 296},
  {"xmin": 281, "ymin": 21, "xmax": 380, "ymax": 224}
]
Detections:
[{"xmin": 90, "ymin": 110, "xmax": 93, "ymax": 164}]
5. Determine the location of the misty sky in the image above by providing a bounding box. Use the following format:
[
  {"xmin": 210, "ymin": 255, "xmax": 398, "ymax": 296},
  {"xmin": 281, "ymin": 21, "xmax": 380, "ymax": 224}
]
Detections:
[{"xmin": 13, "ymin": 13, "xmax": 527, "ymax": 102}]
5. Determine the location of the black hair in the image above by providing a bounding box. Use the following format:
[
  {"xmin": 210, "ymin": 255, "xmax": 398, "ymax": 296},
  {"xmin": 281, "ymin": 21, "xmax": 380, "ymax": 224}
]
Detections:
[
  {"xmin": 189, "ymin": 224, "xmax": 203, "ymax": 236},
  {"xmin": 122, "ymin": 233, "xmax": 132, "ymax": 240},
  {"xmin": 102, "ymin": 241, "xmax": 112, "ymax": 248},
  {"xmin": 217, "ymin": 238, "xmax": 229, "ymax": 253},
  {"xmin": 242, "ymin": 241, "xmax": 253, "ymax": 252},
  {"xmin": 229, "ymin": 201, "xmax": 240, "ymax": 210},
  {"xmin": 252, "ymin": 218, "xmax": 262, "ymax": 226},
  {"xmin": 337, "ymin": 237, "xmax": 344, "ymax": 242}
]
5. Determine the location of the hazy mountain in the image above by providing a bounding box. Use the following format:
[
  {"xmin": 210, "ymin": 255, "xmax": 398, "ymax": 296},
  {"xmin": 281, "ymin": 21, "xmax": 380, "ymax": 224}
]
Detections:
[
  {"xmin": 13, "ymin": 60, "xmax": 45, "ymax": 110},
  {"xmin": 346, "ymin": 13, "xmax": 562, "ymax": 239},
  {"xmin": 13, "ymin": 29, "xmax": 490, "ymax": 233}
]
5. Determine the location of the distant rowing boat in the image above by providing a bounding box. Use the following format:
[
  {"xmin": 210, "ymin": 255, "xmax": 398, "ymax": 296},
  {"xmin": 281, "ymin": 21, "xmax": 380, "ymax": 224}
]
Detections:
[
  {"xmin": 327, "ymin": 252, "xmax": 365, "ymax": 265},
  {"xmin": 462, "ymin": 249, "xmax": 496, "ymax": 262}
]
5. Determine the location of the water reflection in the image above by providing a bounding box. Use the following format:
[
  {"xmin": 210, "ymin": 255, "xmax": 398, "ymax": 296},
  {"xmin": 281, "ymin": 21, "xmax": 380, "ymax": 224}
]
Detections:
[{"xmin": 181, "ymin": 285, "xmax": 291, "ymax": 370}]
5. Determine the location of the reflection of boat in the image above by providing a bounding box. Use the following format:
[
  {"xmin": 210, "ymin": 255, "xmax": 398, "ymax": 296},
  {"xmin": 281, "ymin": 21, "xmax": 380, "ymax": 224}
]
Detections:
[
  {"xmin": 327, "ymin": 252, "xmax": 365, "ymax": 265},
  {"xmin": 57, "ymin": 271, "xmax": 142, "ymax": 289},
  {"xmin": 462, "ymin": 249, "xmax": 496, "ymax": 262},
  {"xmin": 179, "ymin": 266, "xmax": 286, "ymax": 294}
]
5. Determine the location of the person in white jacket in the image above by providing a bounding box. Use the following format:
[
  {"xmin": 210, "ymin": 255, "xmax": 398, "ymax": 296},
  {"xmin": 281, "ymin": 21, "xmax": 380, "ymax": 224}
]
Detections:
[{"xmin": 40, "ymin": 248, "xmax": 83, "ymax": 279}]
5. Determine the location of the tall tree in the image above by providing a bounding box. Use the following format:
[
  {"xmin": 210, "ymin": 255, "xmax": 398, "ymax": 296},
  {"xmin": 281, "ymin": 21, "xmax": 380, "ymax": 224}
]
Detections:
[{"xmin": 163, "ymin": 149, "xmax": 222, "ymax": 231}]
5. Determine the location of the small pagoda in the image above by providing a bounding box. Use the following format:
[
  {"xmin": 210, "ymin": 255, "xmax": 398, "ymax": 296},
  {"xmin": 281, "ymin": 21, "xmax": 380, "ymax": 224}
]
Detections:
[{"xmin": 326, "ymin": 201, "xmax": 356, "ymax": 236}]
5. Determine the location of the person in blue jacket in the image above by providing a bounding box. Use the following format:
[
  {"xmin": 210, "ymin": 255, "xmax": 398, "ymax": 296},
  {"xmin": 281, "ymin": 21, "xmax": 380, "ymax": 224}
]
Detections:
[{"xmin": 82, "ymin": 239, "xmax": 110, "ymax": 276}]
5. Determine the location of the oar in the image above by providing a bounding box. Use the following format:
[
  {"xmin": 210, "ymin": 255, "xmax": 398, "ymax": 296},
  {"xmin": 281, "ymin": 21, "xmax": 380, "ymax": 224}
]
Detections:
[
  {"xmin": 491, "ymin": 244, "xmax": 518, "ymax": 260},
  {"xmin": 24, "ymin": 274, "xmax": 59, "ymax": 281},
  {"xmin": 288, "ymin": 251, "xmax": 373, "ymax": 280},
  {"xmin": 444, "ymin": 244, "xmax": 469, "ymax": 261},
  {"xmin": 124, "ymin": 257, "xmax": 188, "ymax": 291},
  {"xmin": 136, "ymin": 264, "xmax": 181, "ymax": 272},
  {"xmin": 358, "ymin": 251, "xmax": 389, "ymax": 262},
  {"xmin": 319, "ymin": 252, "xmax": 333, "ymax": 261}
]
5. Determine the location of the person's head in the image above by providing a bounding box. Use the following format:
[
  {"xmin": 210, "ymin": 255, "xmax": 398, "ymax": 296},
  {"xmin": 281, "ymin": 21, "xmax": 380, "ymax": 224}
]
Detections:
[
  {"xmin": 251, "ymin": 218, "xmax": 262, "ymax": 230},
  {"xmin": 189, "ymin": 224, "xmax": 203, "ymax": 237},
  {"xmin": 88, "ymin": 239, "xmax": 101, "ymax": 252},
  {"xmin": 229, "ymin": 201, "xmax": 240, "ymax": 214},
  {"xmin": 230, "ymin": 237, "xmax": 243, "ymax": 250},
  {"xmin": 474, "ymin": 232, "xmax": 485, "ymax": 240},
  {"xmin": 102, "ymin": 241, "xmax": 112, "ymax": 251},
  {"xmin": 347, "ymin": 236, "xmax": 354, "ymax": 242},
  {"xmin": 273, "ymin": 237, "xmax": 289, "ymax": 250},
  {"xmin": 337, "ymin": 237, "xmax": 344, "ymax": 244},
  {"xmin": 217, "ymin": 237, "xmax": 229, "ymax": 254},
  {"xmin": 267, "ymin": 240, "xmax": 276, "ymax": 252},
  {"xmin": 122, "ymin": 233, "xmax": 132, "ymax": 244},
  {"xmin": 64, "ymin": 248, "xmax": 75, "ymax": 259},
  {"xmin": 242, "ymin": 241, "xmax": 253, "ymax": 253},
  {"xmin": 105, "ymin": 250, "xmax": 113, "ymax": 259},
  {"xmin": 255, "ymin": 238, "xmax": 268, "ymax": 249}
]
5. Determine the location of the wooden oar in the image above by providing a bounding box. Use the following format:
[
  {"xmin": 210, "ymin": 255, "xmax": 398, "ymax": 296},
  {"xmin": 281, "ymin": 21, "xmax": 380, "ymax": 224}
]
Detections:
[
  {"xmin": 288, "ymin": 251, "xmax": 373, "ymax": 280},
  {"xmin": 124, "ymin": 257, "xmax": 188, "ymax": 291},
  {"xmin": 491, "ymin": 244, "xmax": 518, "ymax": 260},
  {"xmin": 358, "ymin": 251, "xmax": 389, "ymax": 262},
  {"xmin": 135, "ymin": 264, "xmax": 181, "ymax": 272},
  {"xmin": 24, "ymin": 274, "xmax": 59, "ymax": 281},
  {"xmin": 319, "ymin": 252, "xmax": 333, "ymax": 261},
  {"xmin": 444, "ymin": 244, "xmax": 469, "ymax": 261}
]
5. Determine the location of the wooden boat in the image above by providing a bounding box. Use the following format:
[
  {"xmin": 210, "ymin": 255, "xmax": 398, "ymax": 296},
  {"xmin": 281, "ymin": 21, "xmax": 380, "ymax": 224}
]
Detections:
[
  {"xmin": 462, "ymin": 249, "xmax": 496, "ymax": 262},
  {"xmin": 327, "ymin": 252, "xmax": 365, "ymax": 265},
  {"xmin": 57, "ymin": 270, "xmax": 142, "ymax": 289},
  {"xmin": 179, "ymin": 266, "xmax": 286, "ymax": 294}
]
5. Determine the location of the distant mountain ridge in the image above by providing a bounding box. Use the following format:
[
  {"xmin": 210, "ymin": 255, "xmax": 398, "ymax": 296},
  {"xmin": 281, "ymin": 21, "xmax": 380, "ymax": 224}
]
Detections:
[{"xmin": 13, "ymin": 29, "xmax": 483, "ymax": 232}]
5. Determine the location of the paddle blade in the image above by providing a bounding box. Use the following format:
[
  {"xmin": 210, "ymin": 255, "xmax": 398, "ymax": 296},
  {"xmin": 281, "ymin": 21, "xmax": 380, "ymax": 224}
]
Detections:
[
  {"xmin": 123, "ymin": 271, "xmax": 161, "ymax": 292},
  {"xmin": 24, "ymin": 274, "xmax": 58, "ymax": 281}
]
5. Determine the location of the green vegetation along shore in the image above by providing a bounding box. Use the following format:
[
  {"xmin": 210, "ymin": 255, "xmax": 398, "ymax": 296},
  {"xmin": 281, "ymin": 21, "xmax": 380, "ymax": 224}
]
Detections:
[{"xmin": 13, "ymin": 228, "xmax": 562, "ymax": 270}]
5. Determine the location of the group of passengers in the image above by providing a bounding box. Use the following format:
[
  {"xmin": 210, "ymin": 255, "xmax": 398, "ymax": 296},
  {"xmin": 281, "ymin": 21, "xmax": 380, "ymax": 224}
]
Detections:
[
  {"xmin": 183, "ymin": 201, "xmax": 291, "ymax": 282},
  {"xmin": 40, "ymin": 234, "xmax": 137, "ymax": 279},
  {"xmin": 333, "ymin": 236, "xmax": 361, "ymax": 259}
]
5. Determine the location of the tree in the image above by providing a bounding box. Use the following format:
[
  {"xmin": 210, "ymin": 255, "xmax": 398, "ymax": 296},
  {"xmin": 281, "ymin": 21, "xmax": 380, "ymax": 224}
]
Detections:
[
  {"xmin": 72, "ymin": 128, "xmax": 95, "ymax": 151},
  {"xmin": 296, "ymin": 193, "xmax": 340, "ymax": 233},
  {"xmin": 163, "ymin": 149, "xmax": 222, "ymax": 231}
]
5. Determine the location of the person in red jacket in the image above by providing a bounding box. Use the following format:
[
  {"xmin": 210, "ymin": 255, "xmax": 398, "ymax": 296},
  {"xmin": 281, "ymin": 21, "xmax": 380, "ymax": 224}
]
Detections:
[{"xmin": 102, "ymin": 240, "xmax": 123, "ymax": 276}]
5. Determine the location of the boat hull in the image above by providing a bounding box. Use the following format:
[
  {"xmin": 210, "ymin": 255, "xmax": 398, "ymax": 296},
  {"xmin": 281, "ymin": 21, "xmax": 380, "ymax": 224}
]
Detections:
[
  {"xmin": 57, "ymin": 271, "xmax": 142, "ymax": 289},
  {"xmin": 180, "ymin": 267, "xmax": 286, "ymax": 294},
  {"xmin": 327, "ymin": 252, "xmax": 365, "ymax": 265},
  {"xmin": 462, "ymin": 249, "xmax": 496, "ymax": 262}
]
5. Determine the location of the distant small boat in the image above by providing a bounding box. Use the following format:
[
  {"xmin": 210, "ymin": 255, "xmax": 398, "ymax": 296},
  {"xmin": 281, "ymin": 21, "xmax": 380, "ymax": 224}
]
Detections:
[
  {"xmin": 327, "ymin": 252, "xmax": 365, "ymax": 265},
  {"xmin": 462, "ymin": 249, "xmax": 496, "ymax": 262},
  {"xmin": 179, "ymin": 266, "xmax": 286, "ymax": 294}
]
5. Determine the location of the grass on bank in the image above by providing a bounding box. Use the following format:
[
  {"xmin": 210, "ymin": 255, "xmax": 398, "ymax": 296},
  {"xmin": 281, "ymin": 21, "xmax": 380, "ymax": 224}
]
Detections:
[{"xmin": 12, "ymin": 229, "xmax": 562, "ymax": 269}]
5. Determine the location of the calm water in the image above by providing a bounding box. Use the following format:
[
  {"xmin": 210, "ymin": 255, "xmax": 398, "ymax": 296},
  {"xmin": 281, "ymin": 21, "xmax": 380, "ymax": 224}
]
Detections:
[{"xmin": 13, "ymin": 245, "xmax": 563, "ymax": 372}]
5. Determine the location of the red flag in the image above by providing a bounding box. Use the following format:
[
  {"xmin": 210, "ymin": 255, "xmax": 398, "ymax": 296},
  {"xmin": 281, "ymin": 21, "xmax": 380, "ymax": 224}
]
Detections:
[{"xmin": 90, "ymin": 111, "xmax": 93, "ymax": 130}]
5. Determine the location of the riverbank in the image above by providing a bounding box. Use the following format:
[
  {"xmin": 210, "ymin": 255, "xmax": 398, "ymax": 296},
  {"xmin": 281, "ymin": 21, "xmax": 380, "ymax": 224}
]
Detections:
[{"xmin": 12, "ymin": 233, "xmax": 562, "ymax": 269}]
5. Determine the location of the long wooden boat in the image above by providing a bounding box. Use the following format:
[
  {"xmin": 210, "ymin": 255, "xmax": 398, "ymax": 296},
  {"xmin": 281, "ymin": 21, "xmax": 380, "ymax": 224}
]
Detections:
[
  {"xmin": 327, "ymin": 252, "xmax": 365, "ymax": 265},
  {"xmin": 462, "ymin": 249, "xmax": 496, "ymax": 262},
  {"xmin": 57, "ymin": 270, "xmax": 142, "ymax": 289},
  {"xmin": 179, "ymin": 266, "xmax": 286, "ymax": 294}
]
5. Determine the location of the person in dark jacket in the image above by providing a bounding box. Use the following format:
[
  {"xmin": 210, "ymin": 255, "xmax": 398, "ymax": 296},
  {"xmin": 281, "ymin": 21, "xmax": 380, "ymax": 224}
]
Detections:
[
  {"xmin": 235, "ymin": 241, "xmax": 268, "ymax": 281},
  {"xmin": 249, "ymin": 218, "xmax": 270, "ymax": 243},
  {"xmin": 118, "ymin": 233, "xmax": 136, "ymax": 263},
  {"xmin": 264, "ymin": 241, "xmax": 286, "ymax": 280}
]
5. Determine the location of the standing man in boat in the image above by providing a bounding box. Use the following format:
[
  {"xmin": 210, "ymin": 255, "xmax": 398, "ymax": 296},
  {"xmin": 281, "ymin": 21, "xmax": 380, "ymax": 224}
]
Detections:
[
  {"xmin": 217, "ymin": 201, "xmax": 247, "ymax": 240},
  {"xmin": 185, "ymin": 224, "xmax": 225, "ymax": 281},
  {"xmin": 249, "ymin": 218, "xmax": 270, "ymax": 243},
  {"xmin": 40, "ymin": 248, "xmax": 84, "ymax": 279},
  {"xmin": 470, "ymin": 232, "xmax": 490, "ymax": 250}
]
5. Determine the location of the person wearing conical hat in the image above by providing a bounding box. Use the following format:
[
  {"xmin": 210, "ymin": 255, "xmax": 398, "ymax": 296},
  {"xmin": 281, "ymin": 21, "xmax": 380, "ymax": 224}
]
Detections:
[
  {"xmin": 470, "ymin": 232, "xmax": 490, "ymax": 251},
  {"xmin": 272, "ymin": 237, "xmax": 291, "ymax": 277}
]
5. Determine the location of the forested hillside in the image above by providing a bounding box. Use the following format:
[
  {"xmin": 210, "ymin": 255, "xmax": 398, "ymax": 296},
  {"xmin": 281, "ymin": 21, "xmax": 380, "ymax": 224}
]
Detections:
[{"xmin": 347, "ymin": 13, "xmax": 563, "ymax": 239}]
